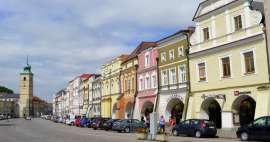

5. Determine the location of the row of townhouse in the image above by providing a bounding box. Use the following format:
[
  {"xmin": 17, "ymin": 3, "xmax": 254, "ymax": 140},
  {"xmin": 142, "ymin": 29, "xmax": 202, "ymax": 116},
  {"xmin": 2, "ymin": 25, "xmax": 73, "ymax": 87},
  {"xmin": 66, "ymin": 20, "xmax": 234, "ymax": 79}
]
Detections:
[{"xmin": 53, "ymin": 0, "xmax": 270, "ymax": 129}]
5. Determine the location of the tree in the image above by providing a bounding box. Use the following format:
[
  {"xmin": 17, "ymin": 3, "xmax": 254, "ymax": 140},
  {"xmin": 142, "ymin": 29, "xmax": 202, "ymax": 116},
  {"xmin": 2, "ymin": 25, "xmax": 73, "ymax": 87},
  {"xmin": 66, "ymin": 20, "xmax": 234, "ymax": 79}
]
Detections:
[{"xmin": 0, "ymin": 86, "xmax": 14, "ymax": 94}]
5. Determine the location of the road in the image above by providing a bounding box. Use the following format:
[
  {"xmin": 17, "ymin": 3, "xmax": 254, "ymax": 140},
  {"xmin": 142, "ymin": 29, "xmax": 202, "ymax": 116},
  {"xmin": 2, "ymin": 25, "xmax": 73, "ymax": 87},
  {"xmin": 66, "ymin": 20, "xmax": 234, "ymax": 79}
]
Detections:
[{"xmin": 0, "ymin": 118, "xmax": 252, "ymax": 142}]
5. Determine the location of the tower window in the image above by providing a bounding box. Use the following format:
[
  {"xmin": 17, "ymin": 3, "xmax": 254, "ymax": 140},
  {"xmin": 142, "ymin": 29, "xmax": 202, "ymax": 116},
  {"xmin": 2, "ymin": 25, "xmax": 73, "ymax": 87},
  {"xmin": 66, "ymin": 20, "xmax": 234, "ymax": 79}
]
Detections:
[{"xmin": 23, "ymin": 77, "xmax": 26, "ymax": 81}]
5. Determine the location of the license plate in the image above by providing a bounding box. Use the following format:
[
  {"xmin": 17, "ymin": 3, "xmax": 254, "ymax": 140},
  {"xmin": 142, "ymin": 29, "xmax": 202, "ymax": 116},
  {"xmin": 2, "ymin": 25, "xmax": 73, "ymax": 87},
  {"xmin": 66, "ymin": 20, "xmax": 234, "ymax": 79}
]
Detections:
[{"xmin": 209, "ymin": 126, "xmax": 214, "ymax": 128}]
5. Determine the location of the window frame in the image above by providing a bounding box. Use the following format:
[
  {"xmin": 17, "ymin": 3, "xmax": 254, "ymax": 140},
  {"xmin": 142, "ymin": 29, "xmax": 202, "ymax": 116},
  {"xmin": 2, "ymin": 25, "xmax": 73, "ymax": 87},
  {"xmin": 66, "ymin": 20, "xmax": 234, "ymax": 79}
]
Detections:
[
  {"xmin": 234, "ymin": 15, "xmax": 243, "ymax": 31},
  {"xmin": 169, "ymin": 67, "xmax": 177, "ymax": 85},
  {"xmin": 161, "ymin": 52, "xmax": 166, "ymax": 62},
  {"xmin": 219, "ymin": 55, "xmax": 233, "ymax": 79},
  {"xmin": 241, "ymin": 49, "xmax": 256, "ymax": 76},
  {"xmin": 196, "ymin": 61, "xmax": 208, "ymax": 82},
  {"xmin": 169, "ymin": 49, "xmax": 175, "ymax": 61},
  {"xmin": 179, "ymin": 64, "xmax": 187, "ymax": 83},
  {"xmin": 178, "ymin": 46, "xmax": 184, "ymax": 57},
  {"xmin": 203, "ymin": 27, "xmax": 210, "ymax": 41}
]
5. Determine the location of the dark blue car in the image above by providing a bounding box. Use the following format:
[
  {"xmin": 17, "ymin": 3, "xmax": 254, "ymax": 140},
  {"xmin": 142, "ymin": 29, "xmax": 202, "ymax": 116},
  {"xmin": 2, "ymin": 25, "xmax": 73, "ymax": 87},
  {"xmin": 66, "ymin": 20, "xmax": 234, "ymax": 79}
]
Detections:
[
  {"xmin": 172, "ymin": 119, "xmax": 217, "ymax": 138},
  {"xmin": 80, "ymin": 117, "xmax": 90, "ymax": 127}
]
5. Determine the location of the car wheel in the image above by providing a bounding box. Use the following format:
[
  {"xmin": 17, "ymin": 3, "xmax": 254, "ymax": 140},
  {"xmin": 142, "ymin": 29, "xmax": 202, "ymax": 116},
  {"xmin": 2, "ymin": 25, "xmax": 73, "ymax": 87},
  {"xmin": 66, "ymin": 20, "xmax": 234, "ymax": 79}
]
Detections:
[
  {"xmin": 125, "ymin": 127, "xmax": 130, "ymax": 133},
  {"xmin": 195, "ymin": 130, "xmax": 201, "ymax": 138},
  {"xmin": 172, "ymin": 130, "xmax": 179, "ymax": 136},
  {"xmin": 240, "ymin": 132, "xmax": 249, "ymax": 141}
]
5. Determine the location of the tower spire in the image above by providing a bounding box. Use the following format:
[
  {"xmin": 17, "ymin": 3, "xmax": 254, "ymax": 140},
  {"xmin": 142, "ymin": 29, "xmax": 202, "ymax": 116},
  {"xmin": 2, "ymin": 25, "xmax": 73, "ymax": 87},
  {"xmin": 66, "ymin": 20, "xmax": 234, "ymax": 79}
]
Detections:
[{"xmin": 27, "ymin": 56, "xmax": 29, "ymax": 66}]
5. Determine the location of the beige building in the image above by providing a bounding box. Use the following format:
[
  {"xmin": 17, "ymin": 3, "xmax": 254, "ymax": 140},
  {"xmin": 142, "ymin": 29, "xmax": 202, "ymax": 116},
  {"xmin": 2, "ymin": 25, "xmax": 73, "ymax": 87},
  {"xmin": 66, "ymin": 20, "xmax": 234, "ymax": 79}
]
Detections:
[
  {"xmin": 187, "ymin": 0, "xmax": 269, "ymax": 129},
  {"xmin": 19, "ymin": 61, "xmax": 33, "ymax": 117}
]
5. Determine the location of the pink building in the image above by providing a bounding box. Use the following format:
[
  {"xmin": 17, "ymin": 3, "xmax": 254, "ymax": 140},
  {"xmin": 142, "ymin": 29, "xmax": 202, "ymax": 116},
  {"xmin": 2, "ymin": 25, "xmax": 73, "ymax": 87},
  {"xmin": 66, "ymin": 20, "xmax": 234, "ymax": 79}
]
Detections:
[{"xmin": 134, "ymin": 42, "xmax": 158, "ymax": 120}]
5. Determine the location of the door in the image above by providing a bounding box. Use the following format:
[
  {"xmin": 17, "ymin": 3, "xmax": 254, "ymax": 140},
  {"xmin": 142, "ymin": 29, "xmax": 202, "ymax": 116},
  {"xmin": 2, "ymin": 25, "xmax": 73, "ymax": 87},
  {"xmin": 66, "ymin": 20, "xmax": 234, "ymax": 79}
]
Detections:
[{"xmin": 248, "ymin": 117, "xmax": 266, "ymax": 139}]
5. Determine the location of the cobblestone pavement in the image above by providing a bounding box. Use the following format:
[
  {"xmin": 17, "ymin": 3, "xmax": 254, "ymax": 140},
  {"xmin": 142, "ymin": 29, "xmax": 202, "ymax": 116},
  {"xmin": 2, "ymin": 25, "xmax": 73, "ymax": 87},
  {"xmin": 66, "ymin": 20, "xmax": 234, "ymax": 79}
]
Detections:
[{"xmin": 0, "ymin": 118, "xmax": 258, "ymax": 142}]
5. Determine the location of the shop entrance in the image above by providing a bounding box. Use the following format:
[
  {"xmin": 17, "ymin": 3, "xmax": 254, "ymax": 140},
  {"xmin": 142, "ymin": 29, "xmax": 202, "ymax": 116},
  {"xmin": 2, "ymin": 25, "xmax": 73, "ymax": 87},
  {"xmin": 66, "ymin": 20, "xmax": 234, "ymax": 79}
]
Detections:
[
  {"xmin": 201, "ymin": 98, "xmax": 222, "ymax": 128},
  {"xmin": 166, "ymin": 98, "xmax": 184, "ymax": 124},
  {"xmin": 232, "ymin": 95, "xmax": 256, "ymax": 126}
]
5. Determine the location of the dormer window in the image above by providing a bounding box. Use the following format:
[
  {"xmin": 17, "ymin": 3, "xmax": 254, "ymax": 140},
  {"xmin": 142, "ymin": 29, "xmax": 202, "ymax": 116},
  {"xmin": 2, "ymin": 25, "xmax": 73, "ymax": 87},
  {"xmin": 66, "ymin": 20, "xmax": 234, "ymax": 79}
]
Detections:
[
  {"xmin": 203, "ymin": 27, "xmax": 210, "ymax": 41},
  {"xmin": 234, "ymin": 15, "xmax": 242, "ymax": 31}
]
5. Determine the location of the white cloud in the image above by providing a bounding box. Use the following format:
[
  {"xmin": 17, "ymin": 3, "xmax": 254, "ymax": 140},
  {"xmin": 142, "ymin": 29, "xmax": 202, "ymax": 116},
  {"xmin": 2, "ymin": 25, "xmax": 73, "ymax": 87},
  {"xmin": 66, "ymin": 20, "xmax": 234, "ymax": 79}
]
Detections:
[{"xmin": 0, "ymin": 0, "xmax": 200, "ymax": 101}]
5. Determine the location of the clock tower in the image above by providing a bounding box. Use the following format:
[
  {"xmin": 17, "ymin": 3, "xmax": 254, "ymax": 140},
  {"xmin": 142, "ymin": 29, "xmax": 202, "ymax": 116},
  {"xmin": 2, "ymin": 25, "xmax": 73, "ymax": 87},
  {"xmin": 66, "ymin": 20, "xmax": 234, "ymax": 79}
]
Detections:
[{"xmin": 19, "ymin": 58, "xmax": 33, "ymax": 117}]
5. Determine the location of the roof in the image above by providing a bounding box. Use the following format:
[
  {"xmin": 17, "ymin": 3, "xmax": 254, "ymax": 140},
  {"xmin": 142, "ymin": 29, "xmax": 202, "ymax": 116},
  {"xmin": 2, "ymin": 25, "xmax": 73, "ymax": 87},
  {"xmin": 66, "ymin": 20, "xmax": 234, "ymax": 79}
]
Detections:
[
  {"xmin": 80, "ymin": 74, "xmax": 92, "ymax": 79},
  {"xmin": 125, "ymin": 41, "xmax": 157, "ymax": 62},
  {"xmin": 0, "ymin": 93, "xmax": 19, "ymax": 99},
  {"xmin": 156, "ymin": 27, "xmax": 195, "ymax": 44},
  {"xmin": 118, "ymin": 54, "xmax": 129, "ymax": 61}
]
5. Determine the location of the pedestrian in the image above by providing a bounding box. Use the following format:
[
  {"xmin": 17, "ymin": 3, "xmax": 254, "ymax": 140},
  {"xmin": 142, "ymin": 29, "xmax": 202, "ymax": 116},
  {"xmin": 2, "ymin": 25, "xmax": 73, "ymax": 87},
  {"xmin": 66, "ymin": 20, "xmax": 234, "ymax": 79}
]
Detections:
[
  {"xmin": 159, "ymin": 115, "xmax": 165, "ymax": 134},
  {"xmin": 141, "ymin": 116, "xmax": 145, "ymax": 123},
  {"xmin": 169, "ymin": 116, "xmax": 175, "ymax": 135},
  {"xmin": 146, "ymin": 115, "xmax": 150, "ymax": 128}
]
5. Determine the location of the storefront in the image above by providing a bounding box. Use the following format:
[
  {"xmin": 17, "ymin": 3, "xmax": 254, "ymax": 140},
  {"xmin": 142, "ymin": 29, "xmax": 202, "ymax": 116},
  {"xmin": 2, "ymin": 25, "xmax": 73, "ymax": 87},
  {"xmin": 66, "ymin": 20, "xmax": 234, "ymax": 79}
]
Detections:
[
  {"xmin": 187, "ymin": 85, "xmax": 270, "ymax": 129},
  {"xmin": 159, "ymin": 89, "xmax": 187, "ymax": 123}
]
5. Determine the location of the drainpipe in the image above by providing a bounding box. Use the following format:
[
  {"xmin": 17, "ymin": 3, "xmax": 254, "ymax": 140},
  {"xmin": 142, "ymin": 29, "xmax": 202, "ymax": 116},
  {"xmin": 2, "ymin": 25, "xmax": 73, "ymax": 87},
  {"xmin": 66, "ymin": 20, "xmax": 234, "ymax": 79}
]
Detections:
[
  {"xmin": 154, "ymin": 57, "xmax": 160, "ymax": 112},
  {"xmin": 262, "ymin": 5, "xmax": 270, "ymax": 81},
  {"xmin": 182, "ymin": 31, "xmax": 192, "ymax": 121}
]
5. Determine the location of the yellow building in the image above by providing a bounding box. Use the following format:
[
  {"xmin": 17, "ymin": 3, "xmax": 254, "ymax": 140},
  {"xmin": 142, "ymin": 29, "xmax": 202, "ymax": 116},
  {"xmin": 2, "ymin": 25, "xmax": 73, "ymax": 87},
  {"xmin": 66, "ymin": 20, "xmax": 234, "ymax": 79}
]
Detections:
[
  {"xmin": 187, "ymin": 0, "xmax": 269, "ymax": 128},
  {"xmin": 101, "ymin": 55, "xmax": 129, "ymax": 118},
  {"xmin": 19, "ymin": 61, "xmax": 33, "ymax": 117}
]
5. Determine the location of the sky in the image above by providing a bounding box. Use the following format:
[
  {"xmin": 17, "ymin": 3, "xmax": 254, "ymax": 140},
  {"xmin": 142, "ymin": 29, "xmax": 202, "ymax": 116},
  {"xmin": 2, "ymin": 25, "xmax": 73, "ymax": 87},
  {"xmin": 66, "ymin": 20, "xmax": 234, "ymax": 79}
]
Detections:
[{"xmin": 0, "ymin": 0, "xmax": 200, "ymax": 102}]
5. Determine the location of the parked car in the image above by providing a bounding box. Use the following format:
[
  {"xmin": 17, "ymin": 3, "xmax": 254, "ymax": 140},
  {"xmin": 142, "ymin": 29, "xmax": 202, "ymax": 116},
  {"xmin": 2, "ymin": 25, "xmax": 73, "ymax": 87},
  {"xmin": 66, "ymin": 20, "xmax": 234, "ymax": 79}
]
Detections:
[
  {"xmin": 102, "ymin": 119, "xmax": 120, "ymax": 131},
  {"xmin": 112, "ymin": 119, "xmax": 146, "ymax": 133},
  {"xmin": 236, "ymin": 116, "xmax": 270, "ymax": 141},
  {"xmin": 171, "ymin": 119, "xmax": 217, "ymax": 138},
  {"xmin": 80, "ymin": 116, "xmax": 90, "ymax": 127},
  {"xmin": 57, "ymin": 117, "xmax": 64, "ymax": 123},
  {"xmin": 52, "ymin": 116, "xmax": 58, "ymax": 123},
  {"xmin": 75, "ymin": 116, "xmax": 81, "ymax": 127},
  {"xmin": 92, "ymin": 117, "xmax": 111, "ymax": 130}
]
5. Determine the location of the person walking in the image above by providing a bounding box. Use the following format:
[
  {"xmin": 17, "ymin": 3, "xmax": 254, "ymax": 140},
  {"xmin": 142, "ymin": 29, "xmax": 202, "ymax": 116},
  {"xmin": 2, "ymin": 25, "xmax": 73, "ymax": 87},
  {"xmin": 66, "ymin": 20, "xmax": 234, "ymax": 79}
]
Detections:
[
  {"xmin": 169, "ymin": 116, "xmax": 175, "ymax": 135},
  {"xmin": 141, "ymin": 116, "xmax": 145, "ymax": 123},
  {"xmin": 159, "ymin": 115, "xmax": 165, "ymax": 133}
]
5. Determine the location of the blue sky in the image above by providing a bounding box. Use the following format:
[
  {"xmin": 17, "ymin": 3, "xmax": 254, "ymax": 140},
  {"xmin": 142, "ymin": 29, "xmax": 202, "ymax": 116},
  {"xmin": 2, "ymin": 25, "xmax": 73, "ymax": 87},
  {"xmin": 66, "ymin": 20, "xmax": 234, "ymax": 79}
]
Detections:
[{"xmin": 0, "ymin": 0, "xmax": 200, "ymax": 102}]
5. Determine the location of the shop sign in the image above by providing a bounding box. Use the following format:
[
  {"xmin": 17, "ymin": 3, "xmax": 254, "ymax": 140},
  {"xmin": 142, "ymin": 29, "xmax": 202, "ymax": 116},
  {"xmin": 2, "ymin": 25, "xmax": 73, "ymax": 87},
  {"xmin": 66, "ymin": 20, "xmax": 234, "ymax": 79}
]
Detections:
[
  {"xmin": 234, "ymin": 91, "xmax": 251, "ymax": 96},
  {"xmin": 201, "ymin": 94, "xmax": 226, "ymax": 100}
]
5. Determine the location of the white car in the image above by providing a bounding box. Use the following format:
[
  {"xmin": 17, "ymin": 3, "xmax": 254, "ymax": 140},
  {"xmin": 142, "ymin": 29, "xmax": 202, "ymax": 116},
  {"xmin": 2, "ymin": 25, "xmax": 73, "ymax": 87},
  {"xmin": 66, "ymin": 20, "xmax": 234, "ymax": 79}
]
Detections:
[
  {"xmin": 25, "ymin": 116, "xmax": 32, "ymax": 120},
  {"xmin": 65, "ymin": 118, "xmax": 75, "ymax": 125}
]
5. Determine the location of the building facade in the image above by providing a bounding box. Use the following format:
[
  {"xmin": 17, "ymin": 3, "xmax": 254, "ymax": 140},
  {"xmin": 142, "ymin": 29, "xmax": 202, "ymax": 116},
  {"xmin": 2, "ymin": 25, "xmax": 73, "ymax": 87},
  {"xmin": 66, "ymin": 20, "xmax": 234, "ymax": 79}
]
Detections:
[
  {"xmin": 87, "ymin": 74, "xmax": 101, "ymax": 118},
  {"xmin": 0, "ymin": 93, "xmax": 19, "ymax": 117},
  {"xmin": 187, "ymin": 0, "xmax": 268, "ymax": 128},
  {"xmin": 101, "ymin": 55, "xmax": 129, "ymax": 118},
  {"xmin": 19, "ymin": 62, "xmax": 33, "ymax": 117},
  {"xmin": 91, "ymin": 75, "xmax": 102, "ymax": 117},
  {"xmin": 80, "ymin": 74, "xmax": 91, "ymax": 115},
  {"xmin": 157, "ymin": 29, "xmax": 193, "ymax": 123},
  {"xmin": 133, "ymin": 42, "xmax": 158, "ymax": 120}
]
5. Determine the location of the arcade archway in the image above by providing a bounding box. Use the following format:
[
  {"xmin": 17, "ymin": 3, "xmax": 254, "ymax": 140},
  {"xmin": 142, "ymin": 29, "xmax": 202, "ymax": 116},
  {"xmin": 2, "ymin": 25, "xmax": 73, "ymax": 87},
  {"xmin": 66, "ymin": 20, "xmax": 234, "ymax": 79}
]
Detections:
[
  {"xmin": 125, "ymin": 102, "xmax": 133, "ymax": 119},
  {"xmin": 141, "ymin": 101, "xmax": 154, "ymax": 119},
  {"xmin": 232, "ymin": 95, "xmax": 256, "ymax": 126},
  {"xmin": 201, "ymin": 98, "xmax": 222, "ymax": 128},
  {"xmin": 166, "ymin": 98, "xmax": 184, "ymax": 124}
]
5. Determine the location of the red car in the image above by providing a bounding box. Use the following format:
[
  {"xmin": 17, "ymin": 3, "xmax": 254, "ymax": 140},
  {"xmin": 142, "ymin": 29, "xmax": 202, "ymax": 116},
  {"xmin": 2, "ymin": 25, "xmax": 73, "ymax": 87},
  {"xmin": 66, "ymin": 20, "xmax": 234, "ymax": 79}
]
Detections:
[{"xmin": 75, "ymin": 116, "xmax": 81, "ymax": 127}]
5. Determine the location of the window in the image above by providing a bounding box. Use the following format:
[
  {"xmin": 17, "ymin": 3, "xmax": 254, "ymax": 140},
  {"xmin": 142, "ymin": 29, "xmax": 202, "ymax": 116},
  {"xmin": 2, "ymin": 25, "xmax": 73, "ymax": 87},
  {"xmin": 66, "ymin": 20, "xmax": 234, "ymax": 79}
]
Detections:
[
  {"xmin": 178, "ymin": 47, "xmax": 184, "ymax": 57},
  {"xmin": 161, "ymin": 52, "xmax": 166, "ymax": 62},
  {"xmin": 152, "ymin": 75, "xmax": 157, "ymax": 88},
  {"xmin": 169, "ymin": 49, "xmax": 174, "ymax": 60},
  {"xmin": 170, "ymin": 68, "xmax": 177, "ymax": 85},
  {"xmin": 221, "ymin": 57, "xmax": 231, "ymax": 77},
  {"xmin": 139, "ymin": 78, "xmax": 144, "ymax": 91},
  {"xmin": 252, "ymin": 117, "xmax": 266, "ymax": 127},
  {"xmin": 203, "ymin": 27, "xmax": 210, "ymax": 41},
  {"xmin": 234, "ymin": 15, "xmax": 242, "ymax": 31},
  {"xmin": 179, "ymin": 65, "xmax": 186, "ymax": 83},
  {"xmin": 145, "ymin": 76, "xmax": 150, "ymax": 89},
  {"xmin": 198, "ymin": 62, "xmax": 206, "ymax": 81},
  {"xmin": 243, "ymin": 51, "xmax": 255, "ymax": 74},
  {"xmin": 145, "ymin": 54, "xmax": 150, "ymax": 68},
  {"xmin": 162, "ymin": 70, "xmax": 168, "ymax": 85}
]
